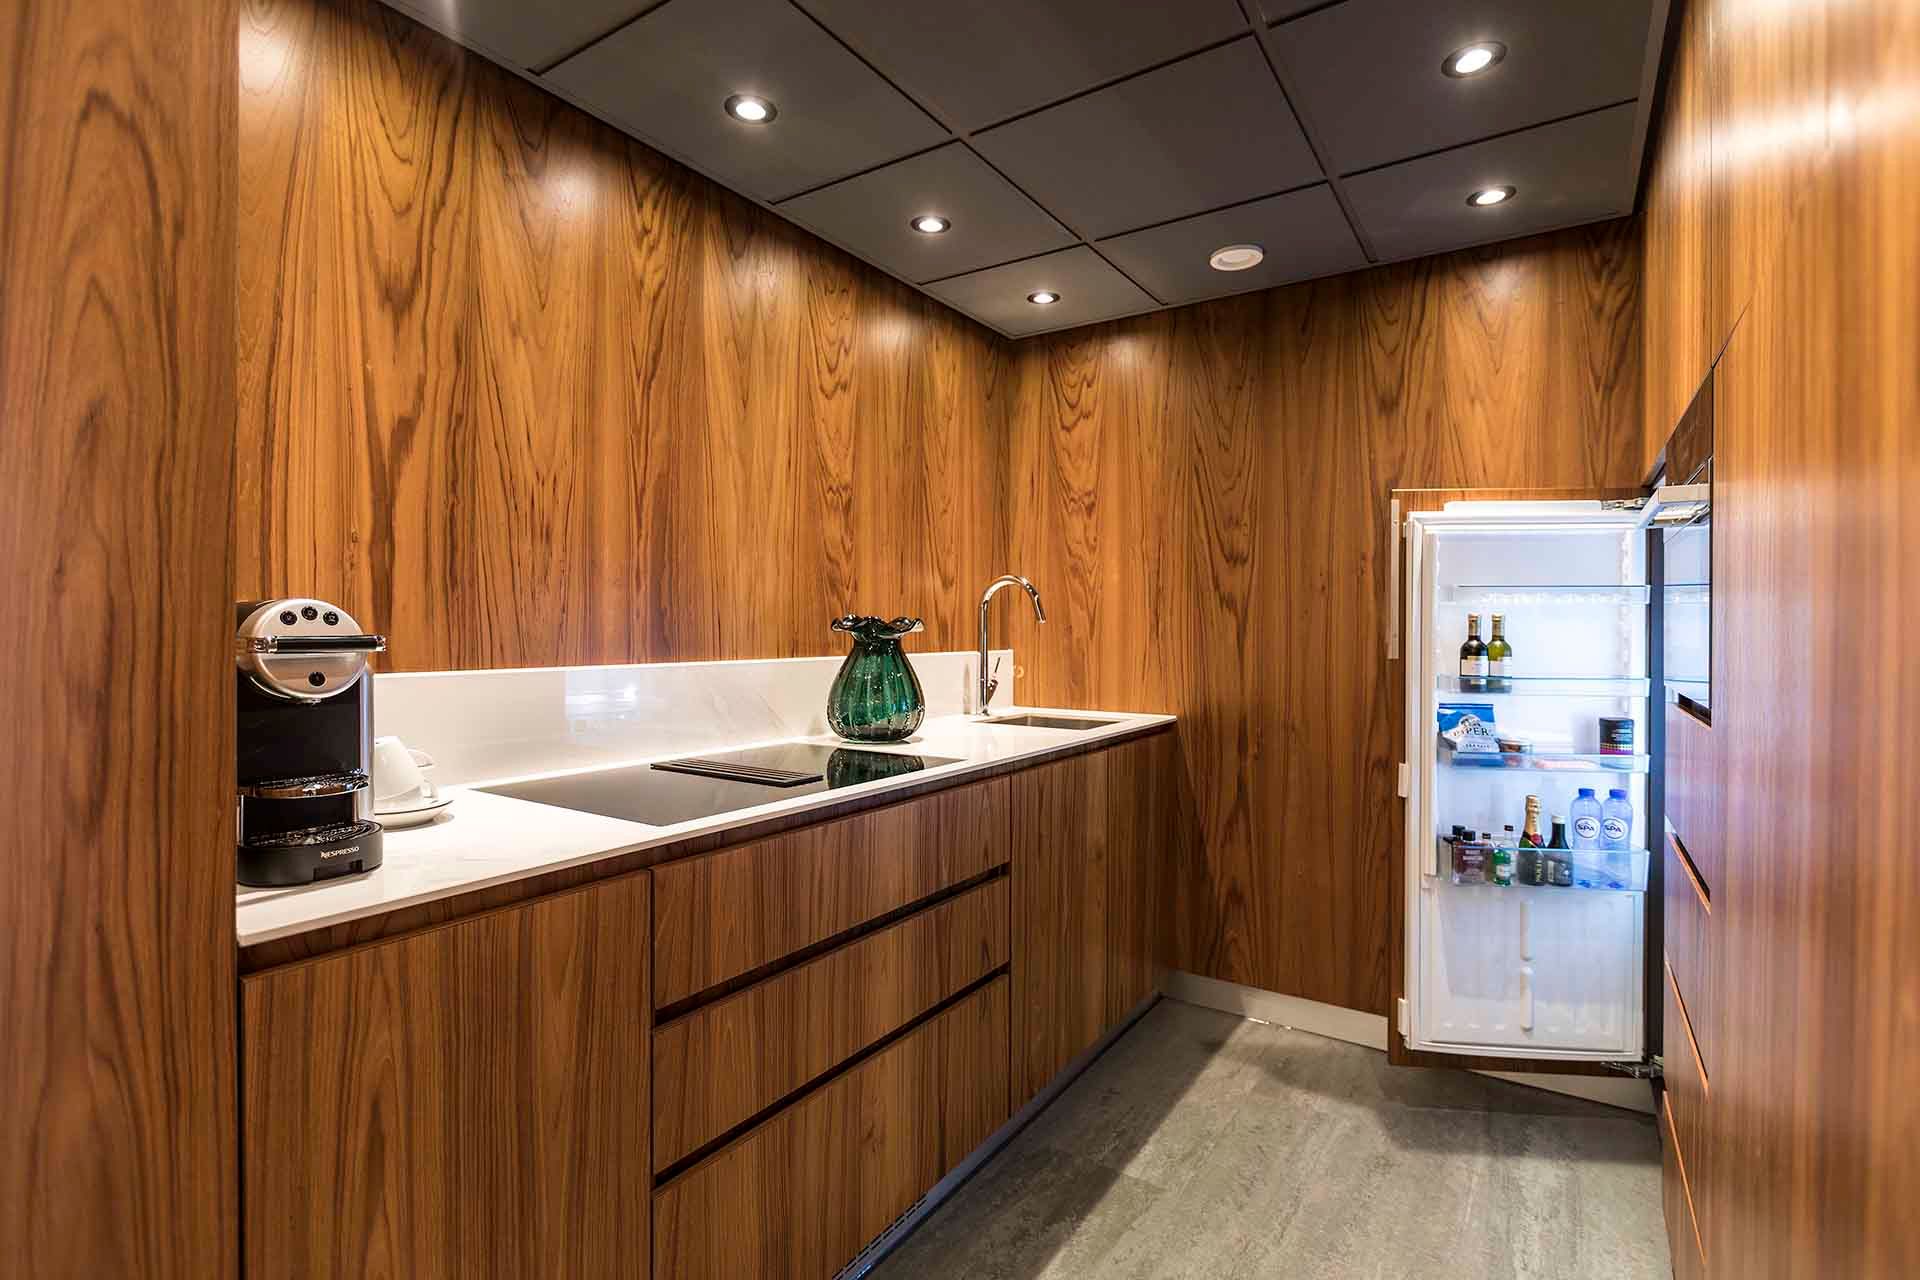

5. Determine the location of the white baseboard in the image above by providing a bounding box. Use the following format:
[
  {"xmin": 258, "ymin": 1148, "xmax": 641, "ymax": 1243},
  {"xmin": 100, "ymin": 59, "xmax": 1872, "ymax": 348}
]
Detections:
[{"xmin": 1162, "ymin": 971, "xmax": 1654, "ymax": 1115}]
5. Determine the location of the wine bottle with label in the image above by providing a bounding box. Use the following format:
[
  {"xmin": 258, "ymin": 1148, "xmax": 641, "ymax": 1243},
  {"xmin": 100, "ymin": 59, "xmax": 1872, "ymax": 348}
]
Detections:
[
  {"xmin": 1458, "ymin": 614, "xmax": 1488, "ymax": 692},
  {"xmin": 1486, "ymin": 613, "xmax": 1513, "ymax": 692}
]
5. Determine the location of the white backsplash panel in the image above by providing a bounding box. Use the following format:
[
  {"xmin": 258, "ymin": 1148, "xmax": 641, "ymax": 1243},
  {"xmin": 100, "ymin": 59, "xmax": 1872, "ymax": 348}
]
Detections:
[{"xmin": 375, "ymin": 648, "xmax": 1014, "ymax": 786}]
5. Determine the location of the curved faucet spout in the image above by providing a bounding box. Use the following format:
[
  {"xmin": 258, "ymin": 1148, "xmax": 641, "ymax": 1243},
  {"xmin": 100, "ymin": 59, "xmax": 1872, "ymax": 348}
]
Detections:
[{"xmin": 978, "ymin": 575, "xmax": 1046, "ymax": 714}]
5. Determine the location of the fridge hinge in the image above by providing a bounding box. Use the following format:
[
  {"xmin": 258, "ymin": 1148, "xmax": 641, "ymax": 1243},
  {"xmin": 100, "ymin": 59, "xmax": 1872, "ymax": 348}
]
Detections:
[
  {"xmin": 1395, "ymin": 997, "xmax": 1410, "ymax": 1038},
  {"xmin": 1396, "ymin": 762, "xmax": 1410, "ymax": 798},
  {"xmin": 1606, "ymin": 1056, "xmax": 1664, "ymax": 1080}
]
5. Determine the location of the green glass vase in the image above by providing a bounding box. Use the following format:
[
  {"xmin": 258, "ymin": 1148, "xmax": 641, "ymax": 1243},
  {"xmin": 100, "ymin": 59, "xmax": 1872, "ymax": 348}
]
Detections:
[{"xmin": 827, "ymin": 615, "xmax": 926, "ymax": 742}]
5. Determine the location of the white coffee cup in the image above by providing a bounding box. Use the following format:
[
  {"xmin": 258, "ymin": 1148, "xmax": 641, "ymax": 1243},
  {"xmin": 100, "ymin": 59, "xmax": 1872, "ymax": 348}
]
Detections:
[{"xmin": 372, "ymin": 736, "xmax": 437, "ymax": 807}]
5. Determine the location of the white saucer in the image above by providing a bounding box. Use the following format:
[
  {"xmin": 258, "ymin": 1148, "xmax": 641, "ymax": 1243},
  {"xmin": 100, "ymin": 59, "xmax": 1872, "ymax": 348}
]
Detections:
[{"xmin": 375, "ymin": 794, "xmax": 454, "ymax": 829}]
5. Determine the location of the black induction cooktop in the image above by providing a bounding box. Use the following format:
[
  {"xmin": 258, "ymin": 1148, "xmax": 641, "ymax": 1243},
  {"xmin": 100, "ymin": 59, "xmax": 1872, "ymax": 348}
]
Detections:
[{"xmin": 477, "ymin": 742, "xmax": 960, "ymax": 827}]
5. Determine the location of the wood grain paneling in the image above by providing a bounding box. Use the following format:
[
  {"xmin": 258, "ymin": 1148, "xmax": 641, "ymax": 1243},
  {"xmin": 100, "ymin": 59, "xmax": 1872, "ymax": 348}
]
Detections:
[
  {"xmin": 1662, "ymin": 1095, "xmax": 1709, "ymax": 1280},
  {"xmin": 653, "ymin": 878, "xmax": 1009, "ymax": 1171},
  {"xmin": 1010, "ymin": 752, "xmax": 1112, "ymax": 1107},
  {"xmin": 652, "ymin": 779, "xmax": 1011, "ymax": 1007},
  {"xmin": 242, "ymin": 874, "xmax": 651, "ymax": 1277},
  {"xmin": 1008, "ymin": 225, "xmax": 1643, "ymax": 1016},
  {"xmin": 1642, "ymin": 0, "xmax": 1920, "ymax": 1270},
  {"xmin": 1665, "ymin": 700, "xmax": 1723, "ymax": 894},
  {"xmin": 1642, "ymin": 0, "xmax": 1717, "ymax": 476},
  {"xmin": 0, "ymin": 0, "xmax": 237, "ymax": 1275},
  {"xmin": 1663, "ymin": 834, "xmax": 1715, "ymax": 1077},
  {"xmin": 654, "ymin": 975, "xmax": 1010, "ymax": 1280},
  {"xmin": 237, "ymin": 0, "xmax": 1009, "ymax": 671},
  {"xmin": 1106, "ymin": 732, "xmax": 1174, "ymax": 1024}
]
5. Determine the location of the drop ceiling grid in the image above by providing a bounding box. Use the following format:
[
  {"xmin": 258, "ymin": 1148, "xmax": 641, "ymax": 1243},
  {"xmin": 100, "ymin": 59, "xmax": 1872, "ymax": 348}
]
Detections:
[
  {"xmin": 766, "ymin": 0, "xmax": 1372, "ymax": 332},
  {"xmin": 377, "ymin": 0, "xmax": 1663, "ymax": 339}
]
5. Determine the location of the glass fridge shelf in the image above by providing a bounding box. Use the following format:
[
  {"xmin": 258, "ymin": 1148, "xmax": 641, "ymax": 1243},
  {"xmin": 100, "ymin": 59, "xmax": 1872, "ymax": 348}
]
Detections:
[
  {"xmin": 1443, "ymin": 749, "xmax": 1649, "ymax": 774},
  {"xmin": 1442, "ymin": 583, "xmax": 1650, "ymax": 607},
  {"xmin": 1435, "ymin": 843, "xmax": 1650, "ymax": 894},
  {"xmin": 1437, "ymin": 674, "xmax": 1650, "ymax": 698}
]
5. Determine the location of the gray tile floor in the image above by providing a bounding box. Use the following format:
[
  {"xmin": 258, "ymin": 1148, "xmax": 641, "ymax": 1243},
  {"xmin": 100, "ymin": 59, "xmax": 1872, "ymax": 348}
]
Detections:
[{"xmin": 872, "ymin": 999, "xmax": 1669, "ymax": 1280}]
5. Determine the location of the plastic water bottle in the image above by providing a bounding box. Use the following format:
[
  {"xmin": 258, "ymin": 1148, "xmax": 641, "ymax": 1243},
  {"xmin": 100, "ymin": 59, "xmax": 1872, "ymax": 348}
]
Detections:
[
  {"xmin": 1601, "ymin": 788, "xmax": 1634, "ymax": 851},
  {"xmin": 1570, "ymin": 787, "xmax": 1603, "ymax": 850}
]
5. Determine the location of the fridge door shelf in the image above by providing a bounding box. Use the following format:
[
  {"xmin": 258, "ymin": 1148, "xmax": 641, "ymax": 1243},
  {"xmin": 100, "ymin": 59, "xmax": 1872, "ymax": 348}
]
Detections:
[
  {"xmin": 1437, "ymin": 674, "xmax": 1649, "ymax": 698},
  {"xmin": 1442, "ymin": 748, "xmax": 1649, "ymax": 773},
  {"xmin": 1433, "ymin": 841, "xmax": 1650, "ymax": 893},
  {"xmin": 1442, "ymin": 583, "xmax": 1650, "ymax": 607}
]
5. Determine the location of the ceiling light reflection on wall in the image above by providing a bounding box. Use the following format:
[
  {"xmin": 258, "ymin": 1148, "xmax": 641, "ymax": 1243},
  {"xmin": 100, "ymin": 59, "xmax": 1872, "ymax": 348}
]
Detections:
[
  {"xmin": 911, "ymin": 215, "xmax": 951, "ymax": 234},
  {"xmin": 724, "ymin": 93, "xmax": 777, "ymax": 123},
  {"xmin": 1443, "ymin": 42, "xmax": 1507, "ymax": 78},
  {"xmin": 1026, "ymin": 290, "xmax": 1060, "ymax": 306},
  {"xmin": 1467, "ymin": 185, "xmax": 1516, "ymax": 207},
  {"xmin": 1208, "ymin": 244, "xmax": 1265, "ymax": 272}
]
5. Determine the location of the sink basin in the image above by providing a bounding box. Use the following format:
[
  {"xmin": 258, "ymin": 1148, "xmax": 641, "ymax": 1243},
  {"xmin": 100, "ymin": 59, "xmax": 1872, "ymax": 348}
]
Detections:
[{"xmin": 981, "ymin": 714, "xmax": 1120, "ymax": 731}]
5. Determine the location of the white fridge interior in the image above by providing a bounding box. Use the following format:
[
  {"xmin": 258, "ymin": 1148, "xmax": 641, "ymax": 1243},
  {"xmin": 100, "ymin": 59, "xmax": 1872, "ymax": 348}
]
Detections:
[{"xmin": 1403, "ymin": 501, "xmax": 1649, "ymax": 1062}]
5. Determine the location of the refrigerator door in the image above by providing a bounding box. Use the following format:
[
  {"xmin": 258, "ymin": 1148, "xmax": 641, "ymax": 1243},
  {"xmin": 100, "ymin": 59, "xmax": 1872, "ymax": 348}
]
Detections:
[{"xmin": 1402, "ymin": 501, "xmax": 1648, "ymax": 1062}]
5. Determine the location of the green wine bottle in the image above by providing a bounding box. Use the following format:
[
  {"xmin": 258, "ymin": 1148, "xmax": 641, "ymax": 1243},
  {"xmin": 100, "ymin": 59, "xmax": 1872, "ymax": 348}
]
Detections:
[{"xmin": 1486, "ymin": 613, "xmax": 1513, "ymax": 692}]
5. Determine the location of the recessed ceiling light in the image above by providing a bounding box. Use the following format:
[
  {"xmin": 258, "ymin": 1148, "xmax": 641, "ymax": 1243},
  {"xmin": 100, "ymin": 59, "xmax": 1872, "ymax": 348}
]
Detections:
[
  {"xmin": 1443, "ymin": 42, "xmax": 1507, "ymax": 78},
  {"xmin": 911, "ymin": 214, "xmax": 951, "ymax": 235},
  {"xmin": 724, "ymin": 93, "xmax": 776, "ymax": 124},
  {"xmin": 1467, "ymin": 185, "xmax": 1516, "ymax": 207},
  {"xmin": 1026, "ymin": 290, "xmax": 1060, "ymax": 306},
  {"xmin": 1208, "ymin": 243, "xmax": 1265, "ymax": 272}
]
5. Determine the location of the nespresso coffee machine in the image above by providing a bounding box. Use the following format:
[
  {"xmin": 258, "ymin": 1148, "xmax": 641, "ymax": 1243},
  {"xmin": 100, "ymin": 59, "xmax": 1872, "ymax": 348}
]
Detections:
[{"xmin": 234, "ymin": 598, "xmax": 387, "ymax": 887}]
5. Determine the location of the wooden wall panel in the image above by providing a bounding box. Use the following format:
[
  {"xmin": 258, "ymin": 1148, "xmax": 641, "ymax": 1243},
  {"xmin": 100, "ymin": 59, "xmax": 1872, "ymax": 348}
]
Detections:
[
  {"xmin": 242, "ymin": 874, "xmax": 652, "ymax": 1277},
  {"xmin": 1008, "ymin": 224, "xmax": 1643, "ymax": 1014},
  {"xmin": 237, "ymin": 0, "xmax": 1010, "ymax": 671},
  {"xmin": 0, "ymin": 0, "xmax": 238, "ymax": 1275}
]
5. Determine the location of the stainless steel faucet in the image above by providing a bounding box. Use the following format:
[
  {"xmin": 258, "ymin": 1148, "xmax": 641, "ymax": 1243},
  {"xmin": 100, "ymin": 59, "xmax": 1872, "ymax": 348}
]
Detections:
[{"xmin": 977, "ymin": 575, "xmax": 1045, "ymax": 714}]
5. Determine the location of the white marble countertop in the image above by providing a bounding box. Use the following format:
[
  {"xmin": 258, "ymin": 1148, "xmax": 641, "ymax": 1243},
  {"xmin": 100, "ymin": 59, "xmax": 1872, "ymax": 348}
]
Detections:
[{"xmin": 235, "ymin": 706, "xmax": 1175, "ymax": 949}]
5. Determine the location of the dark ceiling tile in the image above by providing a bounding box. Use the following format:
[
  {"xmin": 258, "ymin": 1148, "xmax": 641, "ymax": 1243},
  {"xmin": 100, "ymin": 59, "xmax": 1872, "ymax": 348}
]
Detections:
[
  {"xmin": 1271, "ymin": 0, "xmax": 1654, "ymax": 175},
  {"xmin": 793, "ymin": 0, "xmax": 1249, "ymax": 132},
  {"xmin": 1253, "ymin": 0, "xmax": 1329, "ymax": 20},
  {"xmin": 543, "ymin": 0, "xmax": 947, "ymax": 202},
  {"xmin": 921, "ymin": 247, "xmax": 1154, "ymax": 337},
  {"xmin": 972, "ymin": 39, "xmax": 1322, "ymax": 241},
  {"xmin": 779, "ymin": 144, "xmax": 1074, "ymax": 284},
  {"xmin": 1341, "ymin": 103, "xmax": 1638, "ymax": 261},
  {"xmin": 386, "ymin": 0, "xmax": 659, "ymax": 72},
  {"xmin": 1096, "ymin": 186, "xmax": 1366, "ymax": 305}
]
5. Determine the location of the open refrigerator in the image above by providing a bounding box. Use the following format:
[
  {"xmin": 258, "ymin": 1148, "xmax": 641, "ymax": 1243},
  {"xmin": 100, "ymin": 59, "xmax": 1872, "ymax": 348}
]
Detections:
[{"xmin": 1395, "ymin": 496, "xmax": 1661, "ymax": 1066}]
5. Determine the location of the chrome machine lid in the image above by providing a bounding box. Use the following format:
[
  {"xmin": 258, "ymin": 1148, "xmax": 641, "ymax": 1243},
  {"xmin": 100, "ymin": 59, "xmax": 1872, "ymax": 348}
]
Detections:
[{"xmin": 234, "ymin": 598, "xmax": 386, "ymax": 702}]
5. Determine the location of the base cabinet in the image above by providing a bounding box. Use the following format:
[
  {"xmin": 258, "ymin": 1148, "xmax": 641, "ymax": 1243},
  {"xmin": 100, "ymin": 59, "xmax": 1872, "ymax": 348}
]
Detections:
[
  {"xmin": 240, "ymin": 874, "xmax": 652, "ymax": 1279},
  {"xmin": 1011, "ymin": 732, "xmax": 1172, "ymax": 1107},
  {"xmin": 653, "ymin": 976, "xmax": 1011, "ymax": 1280}
]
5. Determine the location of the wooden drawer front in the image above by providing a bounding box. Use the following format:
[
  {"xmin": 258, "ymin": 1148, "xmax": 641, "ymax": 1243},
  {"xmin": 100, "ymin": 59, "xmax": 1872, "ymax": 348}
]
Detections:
[
  {"xmin": 1662, "ymin": 834, "xmax": 1715, "ymax": 1076},
  {"xmin": 1665, "ymin": 701, "xmax": 1722, "ymax": 894},
  {"xmin": 653, "ymin": 878, "xmax": 1010, "ymax": 1171},
  {"xmin": 655, "ymin": 975, "xmax": 1011, "ymax": 1280},
  {"xmin": 1663, "ymin": 958, "xmax": 1710, "ymax": 1226},
  {"xmin": 653, "ymin": 777, "xmax": 1011, "ymax": 1006},
  {"xmin": 1661, "ymin": 1093, "xmax": 1707, "ymax": 1280}
]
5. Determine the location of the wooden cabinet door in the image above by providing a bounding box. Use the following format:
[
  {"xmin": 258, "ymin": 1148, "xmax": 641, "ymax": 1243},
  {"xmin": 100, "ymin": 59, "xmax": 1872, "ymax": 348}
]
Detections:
[
  {"xmin": 1011, "ymin": 751, "xmax": 1111, "ymax": 1107},
  {"xmin": 242, "ymin": 874, "xmax": 651, "ymax": 1279},
  {"xmin": 1105, "ymin": 733, "xmax": 1172, "ymax": 1026}
]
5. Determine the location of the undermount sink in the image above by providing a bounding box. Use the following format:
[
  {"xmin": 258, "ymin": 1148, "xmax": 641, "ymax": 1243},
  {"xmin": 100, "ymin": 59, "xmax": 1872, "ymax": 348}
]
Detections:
[{"xmin": 981, "ymin": 714, "xmax": 1120, "ymax": 731}]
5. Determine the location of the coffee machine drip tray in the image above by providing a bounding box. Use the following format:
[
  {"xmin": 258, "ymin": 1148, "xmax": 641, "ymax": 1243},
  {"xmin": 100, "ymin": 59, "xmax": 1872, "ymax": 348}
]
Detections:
[{"xmin": 480, "ymin": 742, "xmax": 960, "ymax": 828}]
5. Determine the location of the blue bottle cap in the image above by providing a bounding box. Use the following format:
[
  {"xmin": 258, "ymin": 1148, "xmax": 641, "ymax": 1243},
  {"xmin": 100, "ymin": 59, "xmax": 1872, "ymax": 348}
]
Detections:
[
  {"xmin": 1576, "ymin": 786, "xmax": 1596, "ymax": 798},
  {"xmin": 1609, "ymin": 788, "xmax": 1628, "ymax": 799}
]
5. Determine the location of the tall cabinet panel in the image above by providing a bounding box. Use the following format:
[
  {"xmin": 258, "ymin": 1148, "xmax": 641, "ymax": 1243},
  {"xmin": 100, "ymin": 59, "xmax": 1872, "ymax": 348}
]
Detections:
[
  {"xmin": 1641, "ymin": 0, "xmax": 1717, "ymax": 476},
  {"xmin": 242, "ymin": 875, "xmax": 652, "ymax": 1278}
]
